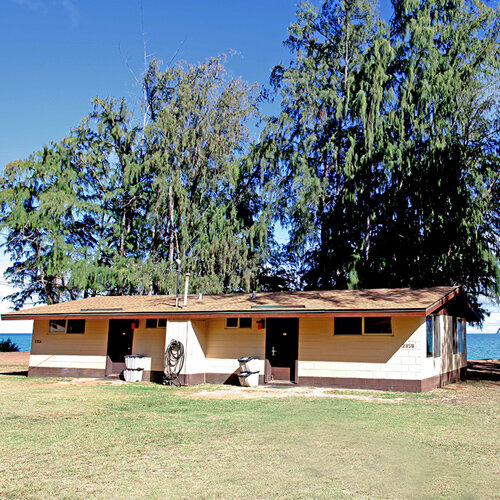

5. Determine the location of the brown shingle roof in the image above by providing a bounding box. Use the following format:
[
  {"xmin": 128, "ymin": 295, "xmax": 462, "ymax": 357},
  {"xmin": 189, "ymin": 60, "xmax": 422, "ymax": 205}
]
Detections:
[{"xmin": 1, "ymin": 286, "xmax": 476, "ymax": 320}]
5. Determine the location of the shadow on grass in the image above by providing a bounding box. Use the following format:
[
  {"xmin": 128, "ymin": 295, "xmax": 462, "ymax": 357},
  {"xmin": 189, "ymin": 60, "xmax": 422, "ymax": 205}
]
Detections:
[
  {"xmin": 467, "ymin": 360, "xmax": 500, "ymax": 382},
  {"xmin": 0, "ymin": 370, "xmax": 28, "ymax": 376}
]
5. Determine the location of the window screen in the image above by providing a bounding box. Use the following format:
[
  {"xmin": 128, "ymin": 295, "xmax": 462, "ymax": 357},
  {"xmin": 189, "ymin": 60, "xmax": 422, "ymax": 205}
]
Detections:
[
  {"xmin": 452, "ymin": 318, "xmax": 458, "ymax": 354},
  {"xmin": 225, "ymin": 318, "xmax": 238, "ymax": 328},
  {"xmin": 67, "ymin": 319, "xmax": 85, "ymax": 334},
  {"xmin": 433, "ymin": 316, "xmax": 441, "ymax": 357},
  {"xmin": 239, "ymin": 318, "xmax": 252, "ymax": 329},
  {"xmin": 49, "ymin": 319, "xmax": 66, "ymax": 333},
  {"xmin": 364, "ymin": 317, "xmax": 392, "ymax": 334},
  {"xmin": 146, "ymin": 319, "xmax": 158, "ymax": 329},
  {"xmin": 458, "ymin": 319, "xmax": 463, "ymax": 353},
  {"xmin": 334, "ymin": 317, "xmax": 362, "ymax": 335},
  {"xmin": 426, "ymin": 316, "xmax": 433, "ymax": 357}
]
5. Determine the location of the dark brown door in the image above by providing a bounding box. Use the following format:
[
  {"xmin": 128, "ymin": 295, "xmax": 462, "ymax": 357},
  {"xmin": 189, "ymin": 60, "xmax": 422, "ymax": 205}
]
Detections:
[
  {"xmin": 106, "ymin": 319, "xmax": 134, "ymax": 375},
  {"xmin": 265, "ymin": 318, "xmax": 299, "ymax": 382}
]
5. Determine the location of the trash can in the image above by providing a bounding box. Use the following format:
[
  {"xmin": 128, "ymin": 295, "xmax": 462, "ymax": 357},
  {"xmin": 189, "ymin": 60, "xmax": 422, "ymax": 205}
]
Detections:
[
  {"xmin": 125, "ymin": 354, "xmax": 145, "ymax": 370},
  {"xmin": 124, "ymin": 368, "xmax": 144, "ymax": 382},
  {"xmin": 237, "ymin": 371, "xmax": 259, "ymax": 387},
  {"xmin": 238, "ymin": 356, "xmax": 259, "ymax": 372}
]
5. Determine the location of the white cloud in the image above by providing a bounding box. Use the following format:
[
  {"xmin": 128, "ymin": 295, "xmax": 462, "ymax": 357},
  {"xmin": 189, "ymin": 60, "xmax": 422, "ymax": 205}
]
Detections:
[{"xmin": 469, "ymin": 308, "xmax": 500, "ymax": 334}]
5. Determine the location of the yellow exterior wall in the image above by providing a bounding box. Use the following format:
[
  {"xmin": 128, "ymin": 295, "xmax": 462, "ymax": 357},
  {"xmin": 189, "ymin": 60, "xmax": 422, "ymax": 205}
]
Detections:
[
  {"xmin": 132, "ymin": 321, "xmax": 167, "ymax": 372},
  {"xmin": 197, "ymin": 316, "xmax": 427, "ymax": 380},
  {"xmin": 204, "ymin": 318, "xmax": 266, "ymax": 374},
  {"xmin": 29, "ymin": 318, "xmax": 109, "ymax": 370},
  {"xmin": 29, "ymin": 318, "xmax": 168, "ymax": 372},
  {"xmin": 28, "ymin": 313, "xmax": 467, "ymax": 382},
  {"xmin": 298, "ymin": 317, "xmax": 427, "ymax": 380},
  {"xmin": 421, "ymin": 315, "xmax": 467, "ymax": 379},
  {"xmin": 299, "ymin": 317, "xmax": 420, "ymax": 363},
  {"xmin": 440, "ymin": 315, "xmax": 467, "ymax": 373}
]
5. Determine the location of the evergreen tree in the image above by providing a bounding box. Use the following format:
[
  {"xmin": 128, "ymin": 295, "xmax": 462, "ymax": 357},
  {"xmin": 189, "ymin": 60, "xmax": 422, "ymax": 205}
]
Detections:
[
  {"xmin": 141, "ymin": 56, "xmax": 268, "ymax": 294},
  {"xmin": 260, "ymin": 0, "xmax": 392, "ymax": 288},
  {"xmin": 0, "ymin": 56, "xmax": 269, "ymax": 307},
  {"xmin": 379, "ymin": 0, "xmax": 500, "ymax": 313},
  {"xmin": 0, "ymin": 143, "xmax": 84, "ymax": 307},
  {"xmin": 70, "ymin": 97, "xmax": 147, "ymax": 296},
  {"xmin": 260, "ymin": 0, "xmax": 499, "ymax": 317}
]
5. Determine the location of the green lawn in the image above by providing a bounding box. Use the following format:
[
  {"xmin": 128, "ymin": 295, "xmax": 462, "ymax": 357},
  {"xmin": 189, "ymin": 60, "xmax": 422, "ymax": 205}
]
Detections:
[{"xmin": 0, "ymin": 362, "xmax": 498, "ymax": 499}]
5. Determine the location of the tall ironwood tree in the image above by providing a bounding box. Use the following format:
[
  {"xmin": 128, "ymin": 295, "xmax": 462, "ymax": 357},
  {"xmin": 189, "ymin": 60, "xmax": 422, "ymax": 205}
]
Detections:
[
  {"xmin": 0, "ymin": 56, "xmax": 269, "ymax": 307},
  {"xmin": 259, "ymin": 0, "xmax": 392, "ymax": 287},
  {"xmin": 141, "ymin": 56, "xmax": 268, "ymax": 294},
  {"xmin": 378, "ymin": 0, "xmax": 500, "ymax": 314},
  {"xmin": 259, "ymin": 0, "xmax": 499, "ymax": 317},
  {"xmin": 0, "ymin": 143, "xmax": 84, "ymax": 307}
]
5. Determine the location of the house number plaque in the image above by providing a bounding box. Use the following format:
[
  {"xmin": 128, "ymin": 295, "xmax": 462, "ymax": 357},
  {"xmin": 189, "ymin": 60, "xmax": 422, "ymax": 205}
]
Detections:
[{"xmin": 402, "ymin": 342, "xmax": 415, "ymax": 349}]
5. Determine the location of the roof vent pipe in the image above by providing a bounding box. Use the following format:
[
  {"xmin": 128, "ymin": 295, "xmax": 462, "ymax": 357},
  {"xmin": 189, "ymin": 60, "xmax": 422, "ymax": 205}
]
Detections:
[
  {"xmin": 198, "ymin": 293, "xmax": 203, "ymax": 301},
  {"xmin": 175, "ymin": 259, "xmax": 182, "ymax": 308},
  {"xmin": 251, "ymin": 290, "xmax": 257, "ymax": 300},
  {"xmin": 183, "ymin": 273, "xmax": 190, "ymax": 306}
]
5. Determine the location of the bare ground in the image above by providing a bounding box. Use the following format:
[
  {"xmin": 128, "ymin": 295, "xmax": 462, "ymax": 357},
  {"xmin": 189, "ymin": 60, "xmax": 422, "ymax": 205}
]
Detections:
[
  {"xmin": 0, "ymin": 351, "xmax": 29, "ymax": 366},
  {"xmin": 190, "ymin": 385, "xmax": 405, "ymax": 402},
  {"xmin": 1, "ymin": 352, "xmax": 498, "ymax": 399}
]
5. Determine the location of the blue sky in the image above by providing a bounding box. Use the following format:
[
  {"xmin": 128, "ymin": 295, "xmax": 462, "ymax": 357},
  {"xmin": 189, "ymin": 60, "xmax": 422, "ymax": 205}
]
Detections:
[
  {"xmin": 0, "ymin": 0, "xmax": 497, "ymax": 332},
  {"xmin": 0, "ymin": 0, "xmax": 318, "ymax": 331},
  {"xmin": 0, "ymin": 0, "xmax": 303, "ymax": 167}
]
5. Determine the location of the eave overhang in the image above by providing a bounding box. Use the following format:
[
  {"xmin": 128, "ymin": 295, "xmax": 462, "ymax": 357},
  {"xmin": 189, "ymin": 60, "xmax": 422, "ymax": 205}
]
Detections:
[
  {"xmin": 425, "ymin": 286, "xmax": 480, "ymax": 322},
  {"xmin": 1, "ymin": 308, "xmax": 430, "ymax": 321}
]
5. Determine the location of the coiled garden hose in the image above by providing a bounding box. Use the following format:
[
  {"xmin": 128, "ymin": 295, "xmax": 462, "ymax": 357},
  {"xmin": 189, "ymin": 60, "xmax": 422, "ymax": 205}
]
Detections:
[{"xmin": 163, "ymin": 339, "xmax": 185, "ymax": 386}]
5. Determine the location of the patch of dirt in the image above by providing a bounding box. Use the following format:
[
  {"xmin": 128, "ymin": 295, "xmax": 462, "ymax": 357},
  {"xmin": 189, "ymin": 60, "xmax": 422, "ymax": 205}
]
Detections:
[
  {"xmin": 0, "ymin": 351, "xmax": 29, "ymax": 366},
  {"xmin": 56, "ymin": 378, "xmax": 126, "ymax": 386},
  {"xmin": 190, "ymin": 386, "xmax": 404, "ymax": 403}
]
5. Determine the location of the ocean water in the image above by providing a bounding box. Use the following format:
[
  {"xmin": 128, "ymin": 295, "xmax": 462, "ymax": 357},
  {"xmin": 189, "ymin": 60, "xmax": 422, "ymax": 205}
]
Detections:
[
  {"xmin": 0, "ymin": 333, "xmax": 32, "ymax": 352},
  {"xmin": 466, "ymin": 334, "xmax": 500, "ymax": 360},
  {"xmin": 1, "ymin": 332, "xmax": 499, "ymax": 359}
]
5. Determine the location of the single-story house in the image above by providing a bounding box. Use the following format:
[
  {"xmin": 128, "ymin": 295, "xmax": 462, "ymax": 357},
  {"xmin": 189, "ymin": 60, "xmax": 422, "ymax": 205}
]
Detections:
[{"xmin": 1, "ymin": 286, "xmax": 479, "ymax": 392}]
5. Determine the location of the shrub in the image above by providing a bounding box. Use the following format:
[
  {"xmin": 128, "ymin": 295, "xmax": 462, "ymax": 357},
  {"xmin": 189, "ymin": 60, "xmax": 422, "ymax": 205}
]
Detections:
[{"xmin": 0, "ymin": 338, "xmax": 20, "ymax": 352}]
